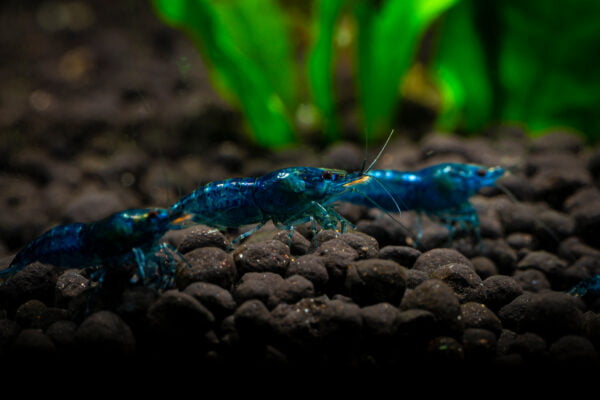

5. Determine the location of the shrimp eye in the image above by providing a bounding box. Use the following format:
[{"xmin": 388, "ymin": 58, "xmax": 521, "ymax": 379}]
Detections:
[
  {"xmin": 322, "ymin": 171, "xmax": 333, "ymax": 180},
  {"xmin": 476, "ymin": 168, "xmax": 487, "ymax": 177}
]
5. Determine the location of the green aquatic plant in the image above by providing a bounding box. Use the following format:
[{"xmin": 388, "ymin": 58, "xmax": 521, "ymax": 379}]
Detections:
[
  {"xmin": 307, "ymin": 0, "xmax": 457, "ymax": 142},
  {"xmin": 432, "ymin": 0, "xmax": 600, "ymax": 141},
  {"xmin": 152, "ymin": 0, "xmax": 456, "ymax": 147},
  {"xmin": 152, "ymin": 0, "xmax": 297, "ymax": 148}
]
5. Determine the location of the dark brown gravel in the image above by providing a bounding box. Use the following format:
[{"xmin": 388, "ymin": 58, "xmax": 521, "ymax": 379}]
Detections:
[{"xmin": 0, "ymin": 1, "xmax": 599, "ymax": 373}]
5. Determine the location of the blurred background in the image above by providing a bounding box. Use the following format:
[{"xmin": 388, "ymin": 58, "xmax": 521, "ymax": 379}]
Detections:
[{"xmin": 0, "ymin": 0, "xmax": 599, "ymax": 252}]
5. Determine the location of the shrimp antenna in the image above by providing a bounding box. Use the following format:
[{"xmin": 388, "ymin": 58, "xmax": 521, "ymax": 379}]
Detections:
[
  {"xmin": 369, "ymin": 174, "xmax": 404, "ymax": 215},
  {"xmin": 364, "ymin": 129, "xmax": 395, "ymax": 174},
  {"xmin": 359, "ymin": 159, "xmax": 367, "ymax": 175},
  {"xmin": 495, "ymin": 182, "xmax": 519, "ymax": 204},
  {"xmin": 349, "ymin": 187, "xmax": 414, "ymax": 239}
]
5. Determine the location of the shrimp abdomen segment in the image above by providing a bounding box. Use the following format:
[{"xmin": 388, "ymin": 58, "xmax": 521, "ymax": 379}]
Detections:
[
  {"xmin": 4, "ymin": 223, "xmax": 93, "ymax": 274},
  {"xmin": 173, "ymin": 178, "xmax": 263, "ymax": 229}
]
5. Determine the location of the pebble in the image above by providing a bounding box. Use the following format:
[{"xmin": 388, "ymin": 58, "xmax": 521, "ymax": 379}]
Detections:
[
  {"xmin": 345, "ymin": 259, "xmax": 407, "ymax": 306},
  {"xmin": 513, "ymin": 269, "xmax": 552, "ymax": 292},
  {"xmin": 176, "ymin": 247, "xmax": 236, "ymax": 290},
  {"xmin": 233, "ymin": 272, "xmax": 284, "ymax": 307},
  {"xmin": 273, "ymin": 230, "xmax": 311, "ymax": 255},
  {"xmin": 506, "ymin": 232, "xmax": 535, "ymax": 251},
  {"xmin": 460, "ymin": 302, "xmax": 502, "ymax": 335},
  {"xmin": 272, "ymin": 275, "xmax": 315, "ymax": 307},
  {"xmin": 564, "ymin": 187, "xmax": 600, "ymax": 213},
  {"xmin": 115, "ymin": 286, "xmax": 158, "ymax": 330},
  {"xmin": 496, "ymin": 173, "xmax": 535, "ymax": 202},
  {"xmin": 571, "ymin": 202, "xmax": 600, "ymax": 248},
  {"xmin": 75, "ymin": 311, "xmax": 136, "ymax": 358},
  {"xmin": 270, "ymin": 298, "xmax": 322, "ymax": 348},
  {"xmin": 479, "ymin": 239, "xmax": 518, "ymax": 274},
  {"xmin": 405, "ymin": 269, "xmax": 428, "ymax": 289},
  {"xmin": 315, "ymin": 229, "xmax": 341, "ymax": 244},
  {"xmin": 534, "ymin": 209, "xmax": 574, "ymax": 243},
  {"xmin": 517, "ymin": 251, "xmax": 569, "ymax": 290},
  {"xmin": 396, "ymin": 309, "xmax": 437, "ymax": 338},
  {"xmin": 63, "ymin": 190, "xmax": 127, "ymax": 222},
  {"xmin": 498, "ymin": 292, "xmax": 584, "ymax": 339},
  {"xmin": 412, "ymin": 248, "xmax": 473, "ymax": 276},
  {"xmin": 0, "ymin": 319, "xmax": 20, "ymax": 349},
  {"xmin": 10, "ymin": 328, "xmax": 57, "ymax": 361},
  {"xmin": 462, "ymin": 328, "xmax": 497, "ymax": 362},
  {"xmin": 45, "ymin": 320, "xmax": 77, "ymax": 351},
  {"xmin": 146, "ymin": 290, "xmax": 215, "ymax": 337},
  {"xmin": 511, "ymin": 332, "xmax": 548, "ymax": 362},
  {"xmin": 314, "ymin": 298, "xmax": 362, "ymax": 346},
  {"xmin": 529, "ymin": 131, "xmax": 584, "ymax": 154},
  {"xmin": 400, "ymin": 279, "xmax": 462, "ymax": 334},
  {"xmin": 574, "ymin": 255, "xmax": 600, "ymax": 277},
  {"xmin": 0, "ymin": 177, "xmax": 49, "ymax": 247},
  {"xmin": 470, "ymin": 256, "xmax": 498, "ymax": 279},
  {"xmin": 356, "ymin": 220, "xmax": 394, "ymax": 249},
  {"xmin": 558, "ymin": 236, "xmax": 600, "ymax": 262},
  {"xmin": 496, "ymin": 202, "xmax": 537, "ymax": 234},
  {"xmin": 526, "ymin": 152, "xmax": 586, "ymax": 176},
  {"xmin": 270, "ymin": 297, "xmax": 362, "ymax": 352},
  {"xmin": 55, "ymin": 270, "xmax": 90, "ymax": 306},
  {"xmin": 530, "ymin": 167, "xmax": 591, "ymax": 209},
  {"xmin": 286, "ymin": 254, "xmax": 329, "ymax": 292},
  {"xmin": 168, "ymin": 225, "xmax": 229, "ymax": 253},
  {"xmin": 482, "ymin": 275, "xmax": 523, "ymax": 312},
  {"xmin": 430, "ymin": 263, "xmax": 486, "ymax": 303},
  {"xmin": 360, "ymin": 302, "xmax": 401, "ymax": 338},
  {"xmin": 497, "ymin": 330, "xmax": 548, "ymax": 364},
  {"xmin": 0, "ymin": 262, "xmax": 59, "ymax": 311},
  {"xmin": 234, "ymin": 299, "xmax": 272, "ymax": 342},
  {"xmin": 583, "ymin": 311, "xmax": 600, "ymax": 349},
  {"xmin": 426, "ymin": 336, "xmax": 464, "ymax": 363},
  {"xmin": 234, "ymin": 272, "xmax": 314, "ymax": 309},
  {"xmin": 233, "ymin": 240, "xmax": 291, "ymax": 275},
  {"xmin": 378, "ymin": 245, "xmax": 421, "ymax": 267},
  {"xmin": 588, "ymin": 148, "xmax": 600, "ymax": 180},
  {"xmin": 339, "ymin": 232, "xmax": 379, "ymax": 260},
  {"xmin": 549, "ymin": 335, "xmax": 598, "ymax": 367},
  {"xmin": 184, "ymin": 282, "xmax": 237, "ymax": 320},
  {"xmin": 15, "ymin": 299, "xmax": 47, "ymax": 329},
  {"xmin": 316, "ymin": 238, "xmax": 359, "ymax": 292}
]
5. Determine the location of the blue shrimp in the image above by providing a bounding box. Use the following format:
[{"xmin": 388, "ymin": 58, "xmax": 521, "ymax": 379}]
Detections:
[
  {"xmin": 170, "ymin": 167, "xmax": 370, "ymax": 247},
  {"xmin": 569, "ymin": 275, "xmax": 600, "ymax": 298},
  {"xmin": 339, "ymin": 163, "xmax": 505, "ymax": 245},
  {"xmin": 1, "ymin": 208, "xmax": 188, "ymax": 289}
]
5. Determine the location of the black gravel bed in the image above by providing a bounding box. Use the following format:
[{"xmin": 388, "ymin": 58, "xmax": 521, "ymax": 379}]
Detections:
[
  {"xmin": 1, "ymin": 130, "xmax": 600, "ymax": 376},
  {"xmin": 2, "ymin": 2, "xmax": 600, "ymax": 377}
]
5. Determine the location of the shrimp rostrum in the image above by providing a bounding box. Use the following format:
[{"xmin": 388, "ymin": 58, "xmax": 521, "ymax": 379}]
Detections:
[
  {"xmin": 170, "ymin": 167, "xmax": 370, "ymax": 246},
  {"xmin": 339, "ymin": 163, "xmax": 505, "ymax": 244},
  {"xmin": 1, "ymin": 207, "xmax": 188, "ymax": 288}
]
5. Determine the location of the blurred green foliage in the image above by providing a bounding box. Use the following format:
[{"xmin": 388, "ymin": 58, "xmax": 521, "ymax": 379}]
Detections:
[
  {"xmin": 152, "ymin": 0, "xmax": 454, "ymax": 147},
  {"xmin": 152, "ymin": 0, "xmax": 600, "ymax": 147},
  {"xmin": 151, "ymin": 0, "xmax": 297, "ymax": 147},
  {"xmin": 433, "ymin": 0, "xmax": 600, "ymax": 140},
  {"xmin": 308, "ymin": 0, "xmax": 457, "ymax": 142}
]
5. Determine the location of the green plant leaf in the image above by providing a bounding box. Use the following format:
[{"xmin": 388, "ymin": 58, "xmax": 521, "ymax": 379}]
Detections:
[
  {"xmin": 354, "ymin": 0, "xmax": 458, "ymax": 141},
  {"xmin": 432, "ymin": 1, "xmax": 493, "ymax": 132},
  {"xmin": 152, "ymin": 0, "xmax": 297, "ymax": 148},
  {"xmin": 306, "ymin": 0, "xmax": 347, "ymax": 143},
  {"xmin": 433, "ymin": 0, "xmax": 600, "ymax": 141},
  {"xmin": 498, "ymin": 0, "xmax": 600, "ymax": 139}
]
